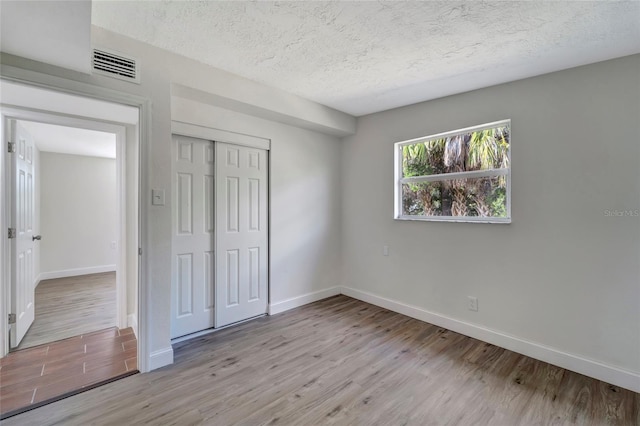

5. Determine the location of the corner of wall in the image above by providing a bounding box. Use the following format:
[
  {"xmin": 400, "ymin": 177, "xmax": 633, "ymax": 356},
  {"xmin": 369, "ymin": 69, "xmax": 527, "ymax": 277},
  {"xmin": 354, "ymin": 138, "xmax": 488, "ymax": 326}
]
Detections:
[
  {"xmin": 269, "ymin": 286, "xmax": 341, "ymax": 316},
  {"xmin": 148, "ymin": 346, "xmax": 174, "ymax": 371},
  {"xmin": 339, "ymin": 285, "xmax": 640, "ymax": 393},
  {"xmin": 127, "ymin": 313, "xmax": 138, "ymax": 338}
]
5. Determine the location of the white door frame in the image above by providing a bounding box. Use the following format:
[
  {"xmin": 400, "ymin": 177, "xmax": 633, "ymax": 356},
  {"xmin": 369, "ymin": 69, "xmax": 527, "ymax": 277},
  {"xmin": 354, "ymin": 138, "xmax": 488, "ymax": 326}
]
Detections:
[
  {"xmin": 0, "ymin": 67, "xmax": 151, "ymax": 372},
  {"xmin": 2, "ymin": 107, "xmax": 128, "ymax": 337},
  {"xmin": 171, "ymin": 121, "xmax": 271, "ymax": 151}
]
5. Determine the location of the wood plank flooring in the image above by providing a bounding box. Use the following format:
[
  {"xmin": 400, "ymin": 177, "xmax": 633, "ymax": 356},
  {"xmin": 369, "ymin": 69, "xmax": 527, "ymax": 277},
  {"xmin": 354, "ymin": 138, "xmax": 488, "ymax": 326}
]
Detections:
[
  {"xmin": 17, "ymin": 272, "xmax": 117, "ymax": 350},
  {"xmin": 0, "ymin": 327, "xmax": 137, "ymax": 419},
  {"xmin": 3, "ymin": 296, "xmax": 638, "ymax": 425}
]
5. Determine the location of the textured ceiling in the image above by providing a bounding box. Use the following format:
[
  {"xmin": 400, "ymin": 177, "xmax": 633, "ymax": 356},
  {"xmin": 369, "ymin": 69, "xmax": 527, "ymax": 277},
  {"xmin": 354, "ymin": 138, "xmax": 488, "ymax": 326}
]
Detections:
[{"xmin": 92, "ymin": 1, "xmax": 640, "ymax": 116}]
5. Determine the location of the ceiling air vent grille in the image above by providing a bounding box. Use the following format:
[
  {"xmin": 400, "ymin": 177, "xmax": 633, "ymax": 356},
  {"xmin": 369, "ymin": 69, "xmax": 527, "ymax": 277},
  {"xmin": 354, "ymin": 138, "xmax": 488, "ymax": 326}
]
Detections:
[{"xmin": 92, "ymin": 48, "xmax": 140, "ymax": 83}]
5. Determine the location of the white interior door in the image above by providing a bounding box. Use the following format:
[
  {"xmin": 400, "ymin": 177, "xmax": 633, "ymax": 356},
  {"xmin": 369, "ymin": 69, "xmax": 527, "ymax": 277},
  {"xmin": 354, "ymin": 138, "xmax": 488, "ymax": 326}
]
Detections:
[
  {"xmin": 10, "ymin": 121, "xmax": 36, "ymax": 348},
  {"xmin": 215, "ymin": 142, "xmax": 268, "ymax": 327},
  {"xmin": 170, "ymin": 135, "xmax": 215, "ymax": 338}
]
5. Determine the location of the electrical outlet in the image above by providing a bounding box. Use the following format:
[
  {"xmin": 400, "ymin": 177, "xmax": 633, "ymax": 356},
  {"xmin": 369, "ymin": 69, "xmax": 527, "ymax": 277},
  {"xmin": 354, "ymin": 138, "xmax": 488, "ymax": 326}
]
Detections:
[{"xmin": 468, "ymin": 296, "xmax": 478, "ymax": 312}]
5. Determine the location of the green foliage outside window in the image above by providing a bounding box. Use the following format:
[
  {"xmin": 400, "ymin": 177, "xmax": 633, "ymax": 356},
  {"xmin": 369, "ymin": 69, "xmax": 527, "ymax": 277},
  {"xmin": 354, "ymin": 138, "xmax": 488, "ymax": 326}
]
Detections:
[{"xmin": 401, "ymin": 126, "xmax": 510, "ymax": 218}]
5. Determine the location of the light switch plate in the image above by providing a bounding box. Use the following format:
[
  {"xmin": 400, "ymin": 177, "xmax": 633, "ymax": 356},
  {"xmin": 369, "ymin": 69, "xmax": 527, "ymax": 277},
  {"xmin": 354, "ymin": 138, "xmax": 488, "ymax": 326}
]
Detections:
[{"xmin": 152, "ymin": 189, "xmax": 165, "ymax": 206}]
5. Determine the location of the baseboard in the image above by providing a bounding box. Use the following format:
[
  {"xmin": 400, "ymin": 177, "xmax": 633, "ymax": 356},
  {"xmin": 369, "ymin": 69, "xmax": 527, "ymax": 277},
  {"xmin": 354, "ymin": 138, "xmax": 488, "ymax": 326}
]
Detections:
[
  {"xmin": 127, "ymin": 314, "xmax": 138, "ymax": 338},
  {"xmin": 148, "ymin": 347, "xmax": 174, "ymax": 371},
  {"xmin": 269, "ymin": 286, "xmax": 341, "ymax": 315},
  {"xmin": 39, "ymin": 265, "xmax": 116, "ymax": 281},
  {"xmin": 340, "ymin": 286, "xmax": 640, "ymax": 393}
]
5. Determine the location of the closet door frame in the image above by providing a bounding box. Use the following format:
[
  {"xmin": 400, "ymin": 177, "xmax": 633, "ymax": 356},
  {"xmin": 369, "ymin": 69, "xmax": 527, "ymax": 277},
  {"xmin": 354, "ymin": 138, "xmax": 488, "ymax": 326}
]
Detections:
[{"xmin": 170, "ymin": 121, "xmax": 271, "ymax": 337}]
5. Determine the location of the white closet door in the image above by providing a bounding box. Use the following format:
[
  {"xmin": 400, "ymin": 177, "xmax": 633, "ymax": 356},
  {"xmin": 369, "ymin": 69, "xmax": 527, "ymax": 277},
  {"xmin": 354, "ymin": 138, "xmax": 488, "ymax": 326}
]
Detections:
[
  {"xmin": 170, "ymin": 135, "xmax": 215, "ymax": 338},
  {"xmin": 215, "ymin": 142, "xmax": 268, "ymax": 327},
  {"xmin": 11, "ymin": 121, "xmax": 36, "ymax": 348}
]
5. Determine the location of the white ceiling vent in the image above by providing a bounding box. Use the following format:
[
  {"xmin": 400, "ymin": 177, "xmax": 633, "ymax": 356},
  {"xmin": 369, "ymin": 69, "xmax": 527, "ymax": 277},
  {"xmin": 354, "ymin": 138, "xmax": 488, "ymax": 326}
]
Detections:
[{"xmin": 92, "ymin": 48, "xmax": 140, "ymax": 83}]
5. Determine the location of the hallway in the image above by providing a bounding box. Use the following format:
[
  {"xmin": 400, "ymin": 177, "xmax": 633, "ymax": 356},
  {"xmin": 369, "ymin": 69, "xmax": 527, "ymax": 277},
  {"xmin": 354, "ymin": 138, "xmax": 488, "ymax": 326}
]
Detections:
[
  {"xmin": 1, "ymin": 272, "xmax": 137, "ymax": 419},
  {"xmin": 17, "ymin": 272, "xmax": 117, "ymax": 350}
]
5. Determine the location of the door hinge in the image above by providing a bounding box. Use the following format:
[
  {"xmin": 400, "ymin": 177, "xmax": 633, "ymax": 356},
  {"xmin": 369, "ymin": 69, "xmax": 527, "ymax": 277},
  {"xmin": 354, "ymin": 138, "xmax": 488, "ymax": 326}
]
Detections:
[
  {"xmin": 8, "ymin": 313, "xmax": 16, "ymax": 325},
  {"xmin": 8, "ymin": 228, "xmax": 16, "ymax": 239},
  {"xmin": 138, "ymin": 247, "xmax": 142, "ymax": 256},
  {"xmin": 7, "ymin": 141, "xmax": 15, "ymax": 153}
]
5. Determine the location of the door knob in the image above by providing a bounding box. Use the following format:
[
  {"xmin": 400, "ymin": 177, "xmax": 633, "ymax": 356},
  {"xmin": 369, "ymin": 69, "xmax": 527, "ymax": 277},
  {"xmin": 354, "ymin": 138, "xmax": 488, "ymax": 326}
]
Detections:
[{"xmin": 32, "ymin": 235, "xmax": 42, "ymax": 241}]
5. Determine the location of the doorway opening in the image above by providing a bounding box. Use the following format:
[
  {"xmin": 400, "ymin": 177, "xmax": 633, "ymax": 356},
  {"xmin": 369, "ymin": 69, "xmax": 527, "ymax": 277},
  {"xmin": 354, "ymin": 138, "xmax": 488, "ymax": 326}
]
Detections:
[
  {"xmin": 11, "ymin": 120, "xmax": 122, "ymax": 350},
  {"xmin": 0, "ymin": 81, "xmax": 141, "ymax": 418}
]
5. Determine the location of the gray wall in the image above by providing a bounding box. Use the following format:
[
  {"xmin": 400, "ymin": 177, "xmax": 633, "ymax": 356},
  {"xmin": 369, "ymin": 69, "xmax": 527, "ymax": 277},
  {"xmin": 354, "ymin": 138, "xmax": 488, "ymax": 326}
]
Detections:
[{"xmin": 341, "ymin": 55, "xmax": 640, "ymax": 374}]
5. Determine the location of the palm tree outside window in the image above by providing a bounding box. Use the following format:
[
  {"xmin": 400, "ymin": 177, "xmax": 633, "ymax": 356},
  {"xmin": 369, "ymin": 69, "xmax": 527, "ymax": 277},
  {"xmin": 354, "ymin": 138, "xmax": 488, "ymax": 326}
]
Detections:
[{"xmin": 394, "ymin": 120, "xmax": 511, "ymax": 223}]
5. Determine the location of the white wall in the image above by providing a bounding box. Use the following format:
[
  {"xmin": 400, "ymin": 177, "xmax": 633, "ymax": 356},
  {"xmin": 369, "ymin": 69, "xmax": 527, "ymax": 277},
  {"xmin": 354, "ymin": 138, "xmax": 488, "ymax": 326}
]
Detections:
[
  {"xmin": 0, "ymin": 0, "xmax": 92, "ymax": 74},
  {"xmin": 341, "ymin": 55, "xmax": 640, "ymax": 386},
  {"xmin": 40, "ymin": 152, "xmax": 117, "ymax": 277}
]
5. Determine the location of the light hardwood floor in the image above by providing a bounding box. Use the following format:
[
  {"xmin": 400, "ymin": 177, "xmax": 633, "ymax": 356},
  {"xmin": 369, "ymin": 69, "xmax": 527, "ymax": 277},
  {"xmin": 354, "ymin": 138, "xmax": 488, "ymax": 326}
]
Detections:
[
  {"xmin": 4, "ymin": 295, "xmax": 638, "ymax": 425},
  {"xmin": 16, "ymin": 272, "xmax": 117, "ymax": 350}
]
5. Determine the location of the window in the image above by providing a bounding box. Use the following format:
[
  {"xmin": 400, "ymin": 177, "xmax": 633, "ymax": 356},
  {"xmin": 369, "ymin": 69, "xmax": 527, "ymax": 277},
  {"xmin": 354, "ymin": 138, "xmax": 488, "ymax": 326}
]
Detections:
[{"xmin": 394, "ymin": 120, "xmax": 511, "ymax": 223}]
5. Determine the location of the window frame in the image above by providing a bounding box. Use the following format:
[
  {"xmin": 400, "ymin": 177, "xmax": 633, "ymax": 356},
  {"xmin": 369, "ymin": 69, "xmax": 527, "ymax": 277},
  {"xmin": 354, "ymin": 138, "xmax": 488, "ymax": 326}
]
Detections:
[{"xmin": 394, "ymin": 119, "xmax": 511, "ymax": 224}]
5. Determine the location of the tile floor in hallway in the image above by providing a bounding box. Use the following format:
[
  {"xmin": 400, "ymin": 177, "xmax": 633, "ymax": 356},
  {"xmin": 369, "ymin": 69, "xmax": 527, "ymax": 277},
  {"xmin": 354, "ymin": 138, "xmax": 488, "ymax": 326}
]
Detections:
[{"xmin": 0, "ymin": 327, "xmax": 137, "ymax": 419}]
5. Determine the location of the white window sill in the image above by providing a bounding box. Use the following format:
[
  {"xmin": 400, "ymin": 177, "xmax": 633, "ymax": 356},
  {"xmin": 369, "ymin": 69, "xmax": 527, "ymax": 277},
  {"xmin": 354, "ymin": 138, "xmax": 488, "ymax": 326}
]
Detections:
[{"xmin": 394, "ymin": 215, "xmax": 511, "ymax": 224}]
